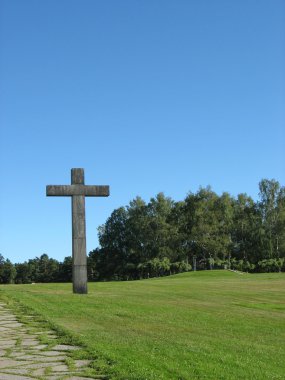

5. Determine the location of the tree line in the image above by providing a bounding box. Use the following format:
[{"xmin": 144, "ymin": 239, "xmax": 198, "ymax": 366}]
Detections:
[{"xmin": 0, "ymin": 179, "xmax": 284, "ymax": 284}]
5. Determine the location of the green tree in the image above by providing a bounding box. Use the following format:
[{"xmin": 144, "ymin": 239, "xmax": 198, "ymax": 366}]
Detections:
[
  {"xmin": 0, "ymin": 258, "xmax": 16, "ymax": 284},
  {"xmin": 214, "ymin": 192, "xmax": 234, "ymax": 264},
  {"xmin": 126, "ymin": 196, "xmax": 150, "ymax": 264},
  {"xmin": 258, "ymin": 179, "xmax": 283, "ymax": 258},
  {"xmin": 231, "ymin": 193, "xmax": 262, "ymax": 263},
  {"xmin": 97, "ymin": 207, "xmax": 129, "ymax": 279},
  {"xmin": 58, "ymin": 256, "xmax": 72, "ymax": 282},
  {"xmin": 14, "ymin": 262, "xmax": 32, "ymax": 284},
  {"xmin": 275, "ymin": 187, "xmax": 285, "ymax": 258},
  {"xmin": 37, "ymin": 254, "xmax": 59, "ymax": 282},
  {"xmin": 146, "ymin": 193, "xmax": 176, "ymax": 260},
  {"xmin": 184, "ymin": 187, "xmax": 219, "ymax": 267}
]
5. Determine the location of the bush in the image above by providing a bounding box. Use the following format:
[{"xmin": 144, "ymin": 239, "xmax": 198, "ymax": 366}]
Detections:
[
  {"xmin": 137, "ymin": 258, "xmax": 191, "ymax": 279},
  {"xmin": 170, "ymin": 261, "xmax": 192, "ymax": 274},
  {"xmin": 230, "ymin": 259, "xmax": 255, "ymax": 272},
  {"xmin": 256, "ymin": 258, "xmax": 284, "ymax": 273}
]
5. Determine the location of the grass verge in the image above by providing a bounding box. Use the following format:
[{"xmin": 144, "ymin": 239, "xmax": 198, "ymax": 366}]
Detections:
[{"xmin": 0, "ymin": 270, "xmax": 284, "ymax": 379}]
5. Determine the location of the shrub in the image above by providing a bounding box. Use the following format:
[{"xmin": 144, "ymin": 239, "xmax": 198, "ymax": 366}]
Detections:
[{"xmin": 257, "ymin": 258, "xmax": 284, "ymax": 273}]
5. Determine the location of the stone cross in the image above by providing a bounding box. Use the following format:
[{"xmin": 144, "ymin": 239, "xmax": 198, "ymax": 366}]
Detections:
[{"xmin": 46, "ymin": 168, "xmax": 109, "ymax": 294}]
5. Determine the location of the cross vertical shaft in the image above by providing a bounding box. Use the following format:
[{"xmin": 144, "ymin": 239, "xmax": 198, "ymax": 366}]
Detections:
[{"xmin": 71, "ymin": 169, "xmax": 87, "ymax": 294}]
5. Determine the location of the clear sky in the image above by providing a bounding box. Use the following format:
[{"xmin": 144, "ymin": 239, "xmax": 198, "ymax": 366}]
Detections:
[{"xmin": 1, "ymin": 0, "xmax": 284, "ymax": 264}]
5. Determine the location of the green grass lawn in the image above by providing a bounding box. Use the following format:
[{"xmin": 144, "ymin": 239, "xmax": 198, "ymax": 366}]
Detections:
[{"xmin": 0, "ymin": 270, "xmax": 284, "ymax": 380}]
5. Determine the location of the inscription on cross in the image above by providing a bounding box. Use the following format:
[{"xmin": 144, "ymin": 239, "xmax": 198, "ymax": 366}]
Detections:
[{"xmin": 46, "ymin": 168, "xmax": 109, "ymax": 294}]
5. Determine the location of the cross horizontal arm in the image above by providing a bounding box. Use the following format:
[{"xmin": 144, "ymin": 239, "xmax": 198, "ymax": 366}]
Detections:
[{"xmin": 46, "ymin": 185, "xmax": 110, "ymax": 197}]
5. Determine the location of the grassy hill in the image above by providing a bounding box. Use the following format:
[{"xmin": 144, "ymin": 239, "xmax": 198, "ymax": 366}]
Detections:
[{"xmin": 0, "ymin": 270, "xmax": 284, "ymax": 379}]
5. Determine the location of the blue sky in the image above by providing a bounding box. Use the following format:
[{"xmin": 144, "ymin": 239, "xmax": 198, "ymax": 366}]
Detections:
[{"xmin": 1, "ymin": 0, "xmax": 284, "ymax": 263}]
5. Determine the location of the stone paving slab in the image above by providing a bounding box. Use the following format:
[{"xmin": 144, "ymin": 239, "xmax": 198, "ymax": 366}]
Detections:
[
  {"xmin": 0, "ymin": 326, "xmax": 10, "ymax": 331},
  {"xmin": 0, "ymin": 303, "xmax": 98, "ymax": 380},
  {"xmin": 53, "ymin": 344, "xmax": 81, "ymax": 351},
  {"xmin": 8, "ymin": 353, "xmax": 68, "ymax": 362},
  {"xmin": 74, "ymin": 360, "xmax": 91, "ymax": 368},
  {"xmin": 2, "ymin": 368, "xmax": 32, "ymax": 375},
  {"xmin": 0, "ymin": 374, "xmax": 33, "ymax": 380},
  {"xmin": 0, "ymin": 358, "xmax": 29, "ymax": 368}
]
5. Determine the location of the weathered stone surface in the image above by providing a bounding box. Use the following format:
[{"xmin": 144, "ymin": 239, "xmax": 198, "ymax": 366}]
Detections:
[
  {"xmin": 72, "ymin": 195, "xmax": 87, "ymax": 294},
  {"xmin": 0, "ymin": 374, "xmax": 33, "ymax": 380},
  {"xmin": 0, "ymin": 326, "xmax": 11, "ymax": 331},
  {"xmin": 12, "ymin": 354, "xmax": 66, "ymax": 362},
  {"xmin": 2, "ymin": 368, "xmax": 31, "ymax": 375},
  {"xmin": 0, "ymin": 317, "xmax": 17, "ymax": 321},
  {"xmin": 20, "ymin": 362, "xmax": 56, "ymax": 369},
  {"xmin": 52, "ymin": 344, "xmax": 80, "ymax": 351},
  {"xmin": 21, "ymin": 339, "xmax": 39, "ymax": 346},
  {"xmin": 50, "ymin": 363, "xmax": 69, "ymax": 372},
  {"xmin": 30, "ymin": 344, "xmax": 48, "ymax": 350},
  {"xmin": 0, "ymin": 340, "xmax": 16, "ymax": 346},
  {"xmin": 47, "ymin": 185, "xmax": 109, "ymax": 197},
  {"xmin": 0, "ymin": 322, "xmax": 22, "ymax": 328},
  {"xmin": 74, "ymin": 359, "xmax": 91, "ymax": 368},
  {"xmin": 0, "ymin": 303, "xmax": 95, "ymax": 379},
  {"xmin": 72, "ymin": 168, "xmax": 84, "ymax": 184},
  {"xmin": 32, "ymin": 367, "xmax": 48, "ymax": 376},
  {"xmin": 39, "ymin": 350, "xmax": 66, "ymax": 356},
  {"xmin": 0, "ymin": 358, "xmax": 27, "ymax": 368}
]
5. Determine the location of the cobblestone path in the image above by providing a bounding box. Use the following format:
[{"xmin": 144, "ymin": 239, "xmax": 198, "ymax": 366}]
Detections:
[{"xmin": 0, "ymin": 302, "xmax": 101, "ymax": 380}]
